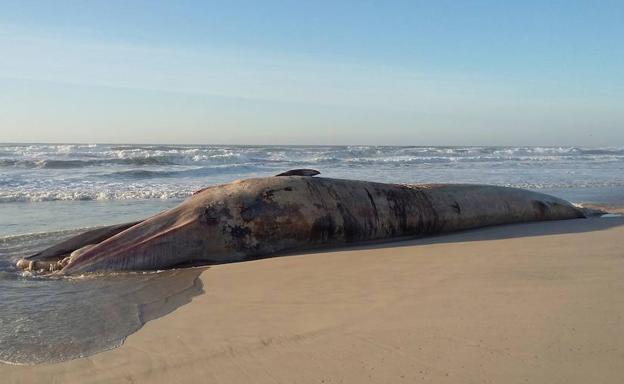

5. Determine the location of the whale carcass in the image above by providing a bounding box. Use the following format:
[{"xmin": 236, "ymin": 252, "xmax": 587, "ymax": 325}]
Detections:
[{"xmin": 17, "ymin": 172, "xmax": 585, "ymax": 274}]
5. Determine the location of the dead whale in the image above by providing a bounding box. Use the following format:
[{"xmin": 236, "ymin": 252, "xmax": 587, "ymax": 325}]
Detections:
[{"xmin": 17, "ymin": 171, "xmax": 585, "ymax": 274}]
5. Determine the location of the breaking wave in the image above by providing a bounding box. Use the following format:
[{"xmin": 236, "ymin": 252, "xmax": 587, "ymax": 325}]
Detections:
[
  {"xmin": 1, "ymin": 143, "xmax": 623, "ymax": 203},
  {"xmin": 1, "ymin": 157, "xmax": 179, "ymax": 169}
]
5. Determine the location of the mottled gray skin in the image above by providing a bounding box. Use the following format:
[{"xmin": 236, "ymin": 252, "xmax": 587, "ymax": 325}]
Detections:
[{"xmin": 34, "ymin": 176, "xmax": 583, "ymax": 274}]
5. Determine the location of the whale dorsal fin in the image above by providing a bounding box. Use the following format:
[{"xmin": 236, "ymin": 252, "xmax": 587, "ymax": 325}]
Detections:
[{"xmin": 275, "ymin": 169, "xmax": 320, "ymax": 177}]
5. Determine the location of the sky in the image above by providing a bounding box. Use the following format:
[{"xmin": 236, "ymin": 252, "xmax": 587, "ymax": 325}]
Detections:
[{"xmin": 0, "ymin": 0, "xmax": 622, "ymax": 146}]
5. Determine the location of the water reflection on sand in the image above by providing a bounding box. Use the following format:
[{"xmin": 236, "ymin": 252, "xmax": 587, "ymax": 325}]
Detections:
[{"xmin": 0, "ymin": 230, "xmax": 204, "ymax": 365}]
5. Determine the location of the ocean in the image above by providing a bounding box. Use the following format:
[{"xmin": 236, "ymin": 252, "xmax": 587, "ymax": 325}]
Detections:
[
  {"xmin": 1, "ymin": 143, "xmax": 623, "ymax": 364},
  {"xmin": 2, "ymin": 143, "xmax": 624, "ymax": 234}
]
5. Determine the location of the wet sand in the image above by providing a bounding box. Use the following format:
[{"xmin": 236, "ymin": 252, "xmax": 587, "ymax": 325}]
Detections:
[{"xmin": 3, "ymin": 217, "xmax": 624, "ymax": 383}]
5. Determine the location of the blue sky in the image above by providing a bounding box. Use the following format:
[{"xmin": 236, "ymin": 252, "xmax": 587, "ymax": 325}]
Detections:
[{"xmin": 0, "ymin": 0, "xmax": 622, "ymax": 145}]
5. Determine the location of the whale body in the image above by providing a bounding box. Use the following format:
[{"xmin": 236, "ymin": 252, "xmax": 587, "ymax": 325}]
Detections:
[{"xmin": 19, "ymin": 174, "xmax": 585, "ymax": 274}]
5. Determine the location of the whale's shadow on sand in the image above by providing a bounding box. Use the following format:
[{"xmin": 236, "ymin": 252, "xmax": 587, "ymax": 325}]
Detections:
[
  {"xmin": 270, "ymin": 217, "xmax": 624, "ymax": 259},
  {"xmin": 334, "ymin": 217, "xmax": 624, "ymax": 252}
]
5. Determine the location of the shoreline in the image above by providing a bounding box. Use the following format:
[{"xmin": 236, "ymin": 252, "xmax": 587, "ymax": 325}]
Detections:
[{"xmin": 3, "ymin": 217, "xmax": 624, "ymax": 383}]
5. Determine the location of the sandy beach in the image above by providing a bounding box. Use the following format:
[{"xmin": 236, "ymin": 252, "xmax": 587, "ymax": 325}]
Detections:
[{"xmin": 3, "ymin": 216, "xmax": 624, "ymax": 383}]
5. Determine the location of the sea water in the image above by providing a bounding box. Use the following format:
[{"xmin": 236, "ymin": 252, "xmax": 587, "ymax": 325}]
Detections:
[
  {"xmin": 0, "ymin": 228, "xmax": 204, "ymax": 365},
  {"xmin": 1, "ymin": 143, "xmax": 623, "ymax": 364}
]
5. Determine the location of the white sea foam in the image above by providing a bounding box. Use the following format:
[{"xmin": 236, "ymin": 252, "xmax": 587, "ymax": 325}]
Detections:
[{"xmin": 1, "ymin": 144, "xmax": 623, "ymax": 203}]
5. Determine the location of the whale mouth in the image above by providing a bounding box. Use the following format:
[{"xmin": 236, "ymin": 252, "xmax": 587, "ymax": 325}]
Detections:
[
  {"xmin": 14, "ymin": 222, "xmax": 142, "ymax": 275},
  {"xmin": 15, "ymin": 243, "xmax": 98, "ymax": 274}
]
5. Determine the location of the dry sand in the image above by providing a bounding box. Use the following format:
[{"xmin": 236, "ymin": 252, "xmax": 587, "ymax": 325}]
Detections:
[{"xmin": 3, "ymin": 217, "xmax": 624, "ymax": 383}]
